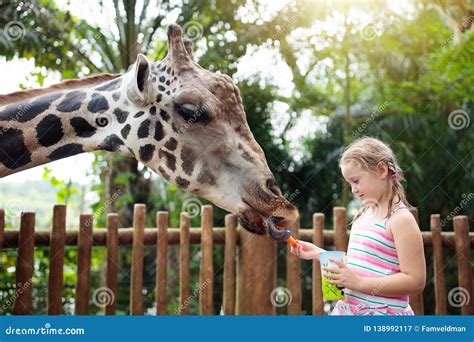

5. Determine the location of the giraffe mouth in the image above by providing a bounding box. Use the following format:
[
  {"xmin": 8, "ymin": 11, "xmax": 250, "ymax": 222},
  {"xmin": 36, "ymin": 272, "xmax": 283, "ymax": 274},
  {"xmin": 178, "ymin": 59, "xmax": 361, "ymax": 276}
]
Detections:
[
  {"xmin": 266, "ymin": 218, "xmax": 293, "ymax": 242},
  {"xmin": 237, "ymin": 212, "xmax": 267, "ymax": 235},
  {"xmin": 237, "ymin": 200, "xmax": 292, "ymax": 239}
]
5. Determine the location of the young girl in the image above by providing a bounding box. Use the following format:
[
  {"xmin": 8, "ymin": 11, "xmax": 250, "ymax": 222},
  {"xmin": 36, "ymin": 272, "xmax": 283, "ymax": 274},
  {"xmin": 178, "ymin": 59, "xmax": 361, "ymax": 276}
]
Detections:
[{"xmin": 291, "ymin": 137, "xmax": 426, "ymax": 315}]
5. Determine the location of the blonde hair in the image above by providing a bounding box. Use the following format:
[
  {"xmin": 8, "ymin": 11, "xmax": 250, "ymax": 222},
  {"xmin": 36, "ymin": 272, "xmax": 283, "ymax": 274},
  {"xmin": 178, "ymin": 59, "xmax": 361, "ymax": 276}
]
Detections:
[{"xmin": 339, "ymin": 137, "xmax": 411, "ymax": 222}]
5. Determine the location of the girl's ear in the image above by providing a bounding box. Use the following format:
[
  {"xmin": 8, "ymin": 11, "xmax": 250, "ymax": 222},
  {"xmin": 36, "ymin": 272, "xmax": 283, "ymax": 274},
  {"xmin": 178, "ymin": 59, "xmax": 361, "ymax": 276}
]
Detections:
[{"xmin": 377, "ymin": 161, "xmax": 389, "ymax": 179}]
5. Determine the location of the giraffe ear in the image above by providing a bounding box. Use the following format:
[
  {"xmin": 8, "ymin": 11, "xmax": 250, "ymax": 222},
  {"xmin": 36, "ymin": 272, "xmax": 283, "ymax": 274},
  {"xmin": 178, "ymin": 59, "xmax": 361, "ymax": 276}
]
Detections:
[
  {"xmin": 183, "ymin": 39, "xmax": 195, "ymax": 60},
  {"xmin": 126, "ymin": 54, "xmax": 151, "ymax": 106}
]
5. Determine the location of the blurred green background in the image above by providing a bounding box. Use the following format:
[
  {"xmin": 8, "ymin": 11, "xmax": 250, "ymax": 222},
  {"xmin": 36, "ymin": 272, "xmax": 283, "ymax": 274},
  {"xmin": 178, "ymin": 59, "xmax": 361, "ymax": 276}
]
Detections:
[{"xmin": 0, "ymin": 0, "xmax": 472, "ymax": 315}]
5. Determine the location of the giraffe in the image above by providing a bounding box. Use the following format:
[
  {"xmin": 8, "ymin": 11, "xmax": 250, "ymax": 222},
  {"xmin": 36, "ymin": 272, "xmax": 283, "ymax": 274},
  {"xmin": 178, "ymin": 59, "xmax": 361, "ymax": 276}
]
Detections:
[{"xmin": 0, "ymin": 24, "xmax": 298, "ymax": 236}]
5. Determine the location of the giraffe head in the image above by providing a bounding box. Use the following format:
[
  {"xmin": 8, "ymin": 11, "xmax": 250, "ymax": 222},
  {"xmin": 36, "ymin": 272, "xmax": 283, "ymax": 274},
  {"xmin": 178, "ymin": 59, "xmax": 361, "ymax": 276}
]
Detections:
[{"xmin": 113, "ymin": 25, "xmax": 299, "ymax": 235}]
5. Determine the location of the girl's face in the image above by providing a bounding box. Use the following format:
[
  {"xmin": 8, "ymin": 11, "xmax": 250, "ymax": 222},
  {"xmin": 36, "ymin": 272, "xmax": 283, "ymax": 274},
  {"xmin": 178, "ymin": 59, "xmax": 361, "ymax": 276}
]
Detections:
[{"xmin": 340, "ymin": 161, "xmax": 390, "ymax": 202}]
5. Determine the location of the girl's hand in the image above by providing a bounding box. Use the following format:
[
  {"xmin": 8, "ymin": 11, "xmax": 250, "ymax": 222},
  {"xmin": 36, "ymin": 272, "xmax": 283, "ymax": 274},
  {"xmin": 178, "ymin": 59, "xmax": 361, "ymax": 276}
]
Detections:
[
  {"xmin": 290, "ymin": 240, "xmax": 319, "ymax": 260},
  {"xmin": 322, "ymin": 258, "xmax": 362, "ymax": 290}
]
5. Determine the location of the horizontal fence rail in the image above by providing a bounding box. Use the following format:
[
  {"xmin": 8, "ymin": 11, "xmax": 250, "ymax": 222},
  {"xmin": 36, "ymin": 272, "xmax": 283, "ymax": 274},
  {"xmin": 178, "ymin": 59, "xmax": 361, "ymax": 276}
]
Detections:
[
  {"xmin": 0, "ymin": 205, "xmax": 472, "ymax": 316},
  {"xmin": 2, "ymin": 228, "xmax": 472, "ymax": 248}
]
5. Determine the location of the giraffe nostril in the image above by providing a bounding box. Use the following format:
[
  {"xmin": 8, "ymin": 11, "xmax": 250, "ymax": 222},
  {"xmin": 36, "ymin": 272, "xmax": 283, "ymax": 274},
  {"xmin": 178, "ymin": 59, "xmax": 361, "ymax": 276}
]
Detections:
[{"xmin": 266, "ymin": 178, "xmax": 281, "ymax": 196}]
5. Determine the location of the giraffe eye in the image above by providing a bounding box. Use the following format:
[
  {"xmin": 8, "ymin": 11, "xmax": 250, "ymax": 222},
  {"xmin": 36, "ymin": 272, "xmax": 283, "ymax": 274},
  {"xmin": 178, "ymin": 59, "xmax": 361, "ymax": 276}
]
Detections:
[
  {"xmin": 174, "ymin": 103, "xmax": 210, "ymax": 124},
  {"xmin": 182, "ymin": 103, "xmax": 198, "ymax": 111}
]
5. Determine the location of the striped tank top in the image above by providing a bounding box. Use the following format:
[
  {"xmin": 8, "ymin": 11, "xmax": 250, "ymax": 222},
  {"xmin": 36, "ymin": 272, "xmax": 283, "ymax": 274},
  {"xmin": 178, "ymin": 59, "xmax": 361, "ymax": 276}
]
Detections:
[{"xmin": 331, "ymin": 206, "xmax": 414, "ymax": 316}]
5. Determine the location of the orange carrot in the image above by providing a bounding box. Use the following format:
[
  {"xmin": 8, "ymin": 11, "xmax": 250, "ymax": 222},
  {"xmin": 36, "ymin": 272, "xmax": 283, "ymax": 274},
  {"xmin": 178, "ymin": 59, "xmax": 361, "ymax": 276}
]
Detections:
[{"xmin": 287, "ymin": 236, "xmax": 299, "ymax": 247}]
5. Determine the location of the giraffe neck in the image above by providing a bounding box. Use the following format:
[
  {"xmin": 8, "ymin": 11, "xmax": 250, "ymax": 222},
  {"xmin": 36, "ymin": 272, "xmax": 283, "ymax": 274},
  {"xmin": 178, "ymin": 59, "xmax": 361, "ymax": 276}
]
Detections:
[{"xmin": 0, "ymin": 74, "xmax": 174, "ymax": 178}]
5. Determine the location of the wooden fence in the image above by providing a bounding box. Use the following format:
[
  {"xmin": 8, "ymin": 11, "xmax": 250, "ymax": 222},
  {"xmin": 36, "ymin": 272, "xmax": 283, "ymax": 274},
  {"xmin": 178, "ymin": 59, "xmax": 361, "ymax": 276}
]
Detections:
[{"xmin": 0, "ymin": 204, "xmax": 472, "ymax": 315}]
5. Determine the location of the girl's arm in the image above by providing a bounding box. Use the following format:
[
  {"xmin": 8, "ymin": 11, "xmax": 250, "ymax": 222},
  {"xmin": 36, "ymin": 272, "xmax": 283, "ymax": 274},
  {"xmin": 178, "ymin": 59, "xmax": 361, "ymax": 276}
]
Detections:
[
  {"xmin": 353, "ymin": 211, "xmax": 426, "ymax": 296},
  {"xmin": 291, "ymin": 241, "xmax": 326, "ymax": 262},
  {"xmin": 310, "ymin": 245, "xmax": 327, "ymax": 262}
]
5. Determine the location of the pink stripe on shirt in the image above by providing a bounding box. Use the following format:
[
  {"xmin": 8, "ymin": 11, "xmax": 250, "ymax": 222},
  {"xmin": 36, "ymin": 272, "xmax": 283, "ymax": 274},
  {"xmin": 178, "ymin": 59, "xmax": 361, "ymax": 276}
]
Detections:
[
  {"xmin": 350, "ymin": 235, "xmax": 399, "ymax": 258},
  {"xmin": 349, "ymin": 253, "xmax": 400, "ymax": 273}
]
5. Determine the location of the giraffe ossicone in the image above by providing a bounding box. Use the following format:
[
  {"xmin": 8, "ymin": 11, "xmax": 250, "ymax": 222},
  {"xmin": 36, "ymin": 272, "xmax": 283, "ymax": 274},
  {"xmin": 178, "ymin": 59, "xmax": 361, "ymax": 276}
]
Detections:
[{"xmin": 0, "ymin": 24, "xmax": 298, "ymax": 236}]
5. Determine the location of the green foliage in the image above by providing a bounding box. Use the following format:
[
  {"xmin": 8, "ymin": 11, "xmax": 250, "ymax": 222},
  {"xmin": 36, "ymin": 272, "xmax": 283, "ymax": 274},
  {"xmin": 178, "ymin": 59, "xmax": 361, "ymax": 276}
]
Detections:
[
  {"xmin": 0, "ymin": 0, "xmax": 472, "ymax": 315},
  {"xmin": 42, "ymin": 167, "xmax": 79, "ymax": 204}
]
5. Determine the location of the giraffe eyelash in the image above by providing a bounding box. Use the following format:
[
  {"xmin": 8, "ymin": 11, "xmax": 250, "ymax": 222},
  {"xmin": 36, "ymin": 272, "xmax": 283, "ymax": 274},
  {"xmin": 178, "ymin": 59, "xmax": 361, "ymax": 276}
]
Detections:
[{"xmin": 174, "ymin": 103, "xmax": 211, "ymax": 124}]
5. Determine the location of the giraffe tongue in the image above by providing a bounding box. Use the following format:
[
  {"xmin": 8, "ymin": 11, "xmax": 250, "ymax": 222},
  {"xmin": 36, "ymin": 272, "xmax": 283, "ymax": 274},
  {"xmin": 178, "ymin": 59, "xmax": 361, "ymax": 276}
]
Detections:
[{"xmin": 266, "ymin": 218, "xmax": 291, "ymax": 243}]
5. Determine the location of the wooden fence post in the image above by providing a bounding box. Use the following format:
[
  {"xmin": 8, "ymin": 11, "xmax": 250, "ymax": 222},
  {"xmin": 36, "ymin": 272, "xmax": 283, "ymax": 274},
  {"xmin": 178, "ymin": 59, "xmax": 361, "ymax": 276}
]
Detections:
[
  {"xmin": 75, "ymin": 214, "xmax": 93, "ymax": 315},
  {"xmin": 312, "ymin": 213, "xmax": 325, "ymax": 315},
  {"xmin": 333, "ymin": 207, "xmax": 348, "ymax": 252},
  {"xmin": 223, "ymin": 214, "xmax": 237, "ymax": 315},
  {"xmin": 430, "ymin": 214, "xmax": 447, "ymax": 315},
  {"xmin": 48, "ymin": 205, "xmax": 67, "ymax": 315},
  {"xmin": 286, "ymin": 216, "xmax": 301, "ymax": 315},
  {"xmin": 236, "ymin": 225, "xmax": 277, "ymax": 315},
  {"xmin": 178, "ymin": 213, "xmax": 191, "ymax": 315},
  {"xmin": 453, "ymin": 216, "xmax": 473, "ymax": 315},
  {"xmin": 130, "ymin": 204, "xmax": 146, "ymax": 315},
  {"xmin": 199, "ymin": 205, "xmax": 214, "ymax": 315},
  {"xmin": 13, "ymin": 212, "xmax": 35, "ymax": 315},
  {"xmin": 105, "ymin": 213, "xmax": 119, "ymax": 315},
  {"xmin": 156, "ymin": 211, "xmax": 168, "ymax": 315}
]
